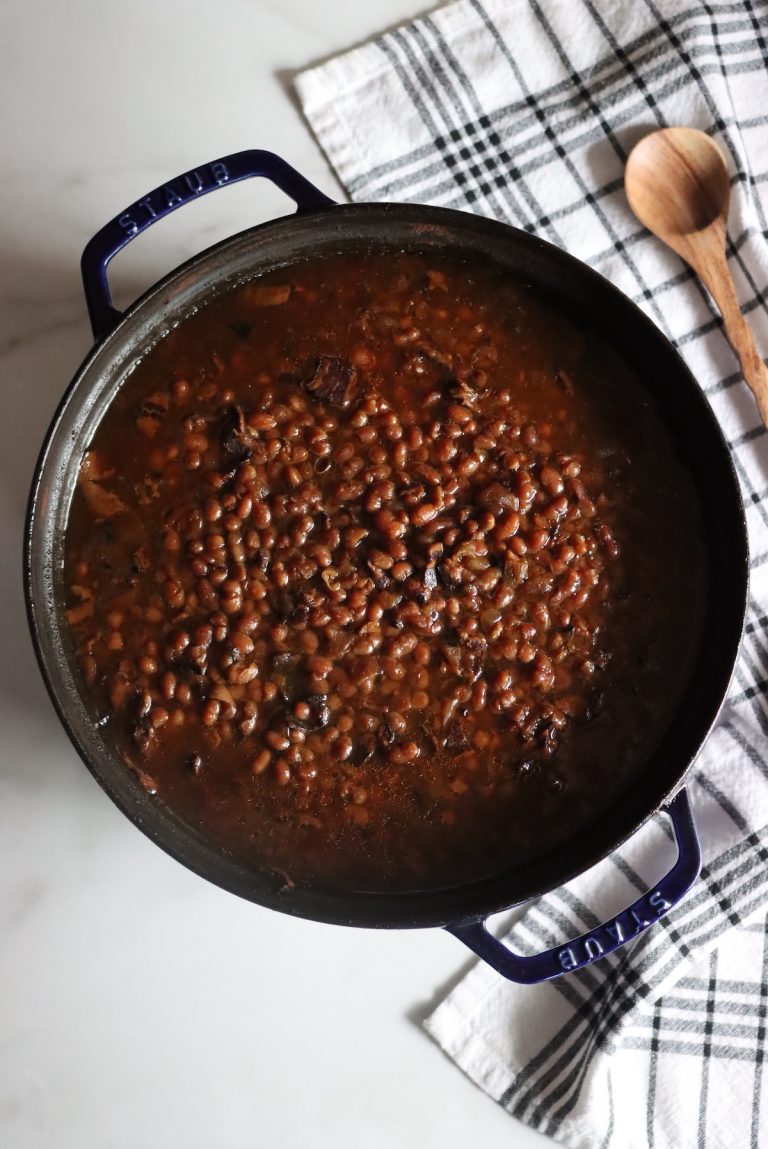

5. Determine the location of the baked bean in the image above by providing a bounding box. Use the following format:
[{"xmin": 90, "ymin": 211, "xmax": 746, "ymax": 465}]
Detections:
[
  {"xmin": 540, "ymin": 465, "xmax": 564, "ymax": 495},
  {"xmin": 388, "ymin": 742, "xmax": 420, "ymax": 765},
  {"xmin": 201, "ymin": 700, "xmax": 220, "ymax": 727}
]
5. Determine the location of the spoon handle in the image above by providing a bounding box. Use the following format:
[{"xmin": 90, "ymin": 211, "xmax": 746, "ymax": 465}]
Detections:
[{"xmin": 697, "ymin": 242, "xmax": 768, "ymax": 427}]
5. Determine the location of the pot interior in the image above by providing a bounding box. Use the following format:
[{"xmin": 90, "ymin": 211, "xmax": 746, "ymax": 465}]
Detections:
[{"xmin": 27, "ymin": 204, "xmax": 748, "ymax": 928}]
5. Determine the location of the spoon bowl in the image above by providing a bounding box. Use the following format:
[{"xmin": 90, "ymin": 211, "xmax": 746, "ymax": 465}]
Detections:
[{"xmin": 625, "ymin": 126, "xmax": 731, "ymax": 241}]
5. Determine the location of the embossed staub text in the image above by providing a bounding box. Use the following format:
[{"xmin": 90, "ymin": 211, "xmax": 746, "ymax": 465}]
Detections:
[
  {"xmin": 116, "ymin": 161, "xmax": 231, "ymax": 236},
  {"xmin": 557, "ymin": 888, "xmax": 672, "ymax": 972}
]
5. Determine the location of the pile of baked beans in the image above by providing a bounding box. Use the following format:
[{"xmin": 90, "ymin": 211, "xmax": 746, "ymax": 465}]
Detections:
[{"xmin": 66, "ymin": 250, "xmax": 673, "ymax": 885}]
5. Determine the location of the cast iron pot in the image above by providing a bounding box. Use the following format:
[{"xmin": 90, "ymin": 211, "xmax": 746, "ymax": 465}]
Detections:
[{"xmin": 25, "ymin": 150, "xmax": 749, "ymax": 983}]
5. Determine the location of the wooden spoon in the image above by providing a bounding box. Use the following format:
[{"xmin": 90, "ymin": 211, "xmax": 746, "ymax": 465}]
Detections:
[{"xmin": 625, "ymin": 126, "xmax": 768, "ymax": 425}]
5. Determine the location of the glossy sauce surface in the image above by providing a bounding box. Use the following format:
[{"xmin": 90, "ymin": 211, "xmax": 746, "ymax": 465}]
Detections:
[{"xmin": 64, "ymin": 249, "xmax": 706, "ymax": 890}]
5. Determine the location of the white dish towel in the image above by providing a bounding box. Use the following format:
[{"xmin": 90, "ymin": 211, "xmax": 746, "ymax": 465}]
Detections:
[{"xmin": 296, "ymin": 2, "xmax": 768, "ymax": 1145}]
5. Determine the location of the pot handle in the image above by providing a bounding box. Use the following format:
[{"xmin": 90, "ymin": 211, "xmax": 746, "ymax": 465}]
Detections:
[
  {"xmin": 446, "ymin": 789, "xmax": 700, "ymax": 984},
  {"xmin": 80, "ymin": 149, "xmax": 336, "ymax": 339}
]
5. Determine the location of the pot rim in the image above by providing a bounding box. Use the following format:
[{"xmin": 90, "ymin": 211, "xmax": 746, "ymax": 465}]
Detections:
[{"xmin": 25, "ymin": 200, "xmax": 749, "ymax": 929}]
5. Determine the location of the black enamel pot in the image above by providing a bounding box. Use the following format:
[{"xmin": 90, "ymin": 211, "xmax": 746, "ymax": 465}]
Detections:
[{"xmin": 25, "ymin": 150, "xmax": 748, "ymax": 983}]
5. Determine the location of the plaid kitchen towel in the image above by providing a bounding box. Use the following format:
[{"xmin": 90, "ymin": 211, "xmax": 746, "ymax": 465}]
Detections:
[{"xmin": 296, "ymin": 2, "xmax": 768, "ymax": 1147}]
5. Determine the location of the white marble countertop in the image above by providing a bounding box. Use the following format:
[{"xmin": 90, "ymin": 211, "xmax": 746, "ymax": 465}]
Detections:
[{"xmin": 0, "ymin": 3, "xmax": 550, "ymax": 1145}]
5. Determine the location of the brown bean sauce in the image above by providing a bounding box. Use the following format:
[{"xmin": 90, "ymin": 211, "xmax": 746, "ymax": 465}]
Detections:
[{"xmin": 63, "ymin": 249, "xmax": 706, "ymax": 891}]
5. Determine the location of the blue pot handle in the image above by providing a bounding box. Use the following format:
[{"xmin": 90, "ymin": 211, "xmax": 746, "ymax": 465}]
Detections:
[
  {"xmin": 81, "ymin": 149, "xmax": 336, "ymax": 339},
  {"xmin": 447, "ymin": 789, "xmax": 700, "ymax": 983}
]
